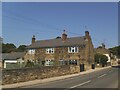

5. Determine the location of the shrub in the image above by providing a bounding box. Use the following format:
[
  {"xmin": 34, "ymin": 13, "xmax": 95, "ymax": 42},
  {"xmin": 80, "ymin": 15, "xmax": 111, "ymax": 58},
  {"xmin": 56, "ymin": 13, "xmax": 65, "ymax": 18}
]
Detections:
[
  {"xmin": 25, "ymin": 60, "xmax": 34, "ymax": 68},
  {"xmin": 95, "ymin": 53, "xmax": 108, "ymax": 66}
]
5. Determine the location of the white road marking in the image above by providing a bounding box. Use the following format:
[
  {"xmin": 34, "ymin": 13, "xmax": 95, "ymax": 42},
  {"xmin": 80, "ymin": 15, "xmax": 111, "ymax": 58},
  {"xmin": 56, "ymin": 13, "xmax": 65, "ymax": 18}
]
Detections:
[
  {"xmin": 97, "ymin": 74, "xmax": 107, "ymax": 78},
  {"xmin": 69, "ymin": 80, "xmax": 91, "ymax": 89}
]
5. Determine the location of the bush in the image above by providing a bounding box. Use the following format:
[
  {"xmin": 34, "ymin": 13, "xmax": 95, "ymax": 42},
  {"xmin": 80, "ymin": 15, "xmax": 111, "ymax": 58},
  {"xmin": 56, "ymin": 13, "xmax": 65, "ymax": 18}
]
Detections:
[
  {"xmin": 95, "ymin": 53, "xmax": 108, "ymax": 66},
  {"xmin": 25, "ymin": 60, "xmax": 34, "ymax": 68}
]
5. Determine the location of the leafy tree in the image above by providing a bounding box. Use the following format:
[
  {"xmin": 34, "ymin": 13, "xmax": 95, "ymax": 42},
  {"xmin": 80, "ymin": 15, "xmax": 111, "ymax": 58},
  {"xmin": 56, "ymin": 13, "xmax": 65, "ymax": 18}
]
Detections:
[
  {"xmin": 109, "ymin": 46, "xmax": 120, "ymax": 58},
  {"xmin": 56, "ymin": 36, "xmax": 61, "ymax": 39},
  {"xmin": 2, "ymin": 43, "xmax": 27, "ymax": 53},
  {"xmin": 95, "ymin": 53, "xmax": 108, "ymax": 66},
  {"xmin": 17, "ymin": 45, "xmax": 27, "ymax": 52},
  {"xmin": 2, "ymin": 43, "xmax": 16, "ymax": 53}
]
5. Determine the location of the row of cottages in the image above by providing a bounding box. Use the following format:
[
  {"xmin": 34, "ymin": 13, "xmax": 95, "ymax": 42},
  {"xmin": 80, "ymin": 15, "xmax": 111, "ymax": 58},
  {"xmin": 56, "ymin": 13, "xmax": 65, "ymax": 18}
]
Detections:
[{"xmin": 24, "ymin": 31, "xmax": 94, "ymax": 69}]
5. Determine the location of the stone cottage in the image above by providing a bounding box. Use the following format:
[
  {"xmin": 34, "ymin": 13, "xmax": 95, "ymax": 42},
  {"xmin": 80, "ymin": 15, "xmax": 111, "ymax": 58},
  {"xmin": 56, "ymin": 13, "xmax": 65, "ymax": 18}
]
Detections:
[{"xmin": 24, "ymin": 31, "xmax": 94, "ymax": 70}]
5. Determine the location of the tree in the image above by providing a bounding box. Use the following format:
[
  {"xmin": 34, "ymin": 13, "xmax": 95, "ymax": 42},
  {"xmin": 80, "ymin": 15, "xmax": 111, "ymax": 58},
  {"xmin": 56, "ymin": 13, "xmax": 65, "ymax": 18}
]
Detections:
[
  {"xmin": 2, "ymin": 43, "xmax": 27, "ymax": 53},
  {"xmin": 109, "ymin": 46, "xmax": 120, "ymax": 58},
  {"xmin": 17, "ymin": 45, "xmax": 27, "ymax": 52},
  {"xmin": 56, "ymin": 36, "xmax": 61, "ymax": 39},
  {"xmin": 95, "ymin": 53, "xmax": 108, "ymax": 66},
  {"xmin": 2, "ymin": 43, "xmax": 16, "ymax": 53}
]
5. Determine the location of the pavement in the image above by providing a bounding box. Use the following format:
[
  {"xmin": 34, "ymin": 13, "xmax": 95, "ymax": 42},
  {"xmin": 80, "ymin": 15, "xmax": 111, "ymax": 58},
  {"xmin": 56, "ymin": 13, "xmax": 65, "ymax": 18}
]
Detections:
[{"xmin": 2, "ymin": 66, "xmax": 112, "ymax": 89}]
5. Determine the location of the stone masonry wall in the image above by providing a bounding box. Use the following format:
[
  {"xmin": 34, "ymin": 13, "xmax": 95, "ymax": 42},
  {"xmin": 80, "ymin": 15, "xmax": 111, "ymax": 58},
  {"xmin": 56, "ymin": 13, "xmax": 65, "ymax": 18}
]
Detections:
[
  {"xmin": 84, "ymin": 36, "xmax": 94, "ymax": 65},
  {"xmin": 26, "ymin": 46, "xmax": 87, "ymax": 65},
  {"xmin": 2, "ymin": 65, "xmax": 80, "ymax": 85}
]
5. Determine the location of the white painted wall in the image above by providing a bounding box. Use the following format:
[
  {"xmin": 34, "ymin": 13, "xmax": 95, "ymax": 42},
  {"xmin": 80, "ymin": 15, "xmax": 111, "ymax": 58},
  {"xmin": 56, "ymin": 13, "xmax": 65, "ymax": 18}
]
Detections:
[
  {"xmin": 104, "ymin": 54, "xmax": 111, "ymax": 62},
  {"xmin": 5, "ymin": 60, "xmax": 17, "ymax": 63},
  {"xmin": 4, "ymin": 60, "xmax": 17, "ymax": 68},
  {"xmin": 3, "ymin": 58, "xmax": 24, "ymax": 68}
]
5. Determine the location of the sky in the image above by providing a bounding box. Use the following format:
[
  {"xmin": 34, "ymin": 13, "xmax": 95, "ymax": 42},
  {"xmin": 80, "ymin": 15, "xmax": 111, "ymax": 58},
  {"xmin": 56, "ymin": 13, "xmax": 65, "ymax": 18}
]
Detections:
[
  {"xmin": 2, "ymin": 2, "xmax": 118, "ymax": 48},
  {"xmin": 0, "ymin": 2, "xmax": 2, "ymax": 37}
]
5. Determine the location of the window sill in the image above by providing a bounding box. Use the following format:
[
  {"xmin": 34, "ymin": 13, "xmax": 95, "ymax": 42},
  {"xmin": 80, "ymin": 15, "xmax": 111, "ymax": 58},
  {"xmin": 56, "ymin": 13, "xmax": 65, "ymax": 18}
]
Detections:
[{"xmin": 68, "ymin": 52, "xmax": 79, "ymax": 53}]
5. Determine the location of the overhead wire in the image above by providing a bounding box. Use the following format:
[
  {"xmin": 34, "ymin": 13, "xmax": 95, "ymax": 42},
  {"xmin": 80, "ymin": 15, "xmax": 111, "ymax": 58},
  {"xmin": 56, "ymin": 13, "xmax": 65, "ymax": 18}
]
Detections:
[{"xmin": 3, "ymin": 7, "xmax": 81, "ymax": 36}]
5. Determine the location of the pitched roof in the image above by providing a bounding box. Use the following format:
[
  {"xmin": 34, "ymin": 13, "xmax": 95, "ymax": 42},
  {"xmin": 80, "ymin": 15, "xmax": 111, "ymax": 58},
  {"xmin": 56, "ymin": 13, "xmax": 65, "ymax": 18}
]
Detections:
[
  {"xmin": 94, "ymin": 47, "xmax": 110, "ymax": 54},
  {"xmin": 27, "ymin": 36, "xmax": 87, "ymax": 49},
  {"xmin": 2, "ymin": 52, "xmax": 25, "ymax": 60}
]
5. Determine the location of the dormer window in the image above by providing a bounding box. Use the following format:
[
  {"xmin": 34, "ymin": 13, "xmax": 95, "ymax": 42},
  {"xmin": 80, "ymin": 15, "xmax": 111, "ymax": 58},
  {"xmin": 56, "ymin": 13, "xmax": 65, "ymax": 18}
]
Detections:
[
  {"xmin": 46, "ymin": 48, "xmax": 54, "ymax": 54},
  {"xmin": 28, "ymin": 49, "xmax": 35, "ymax": 54},
  {"xmin": 68, "ymin": 47, "xmax": 78, "ymax": 53}
]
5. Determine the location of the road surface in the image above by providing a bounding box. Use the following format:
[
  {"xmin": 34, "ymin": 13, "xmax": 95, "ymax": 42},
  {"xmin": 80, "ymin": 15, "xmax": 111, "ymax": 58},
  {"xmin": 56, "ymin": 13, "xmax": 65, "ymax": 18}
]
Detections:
[{"xmin": 22, "ymin": 66, "xmax": 119, "ymax": 89}]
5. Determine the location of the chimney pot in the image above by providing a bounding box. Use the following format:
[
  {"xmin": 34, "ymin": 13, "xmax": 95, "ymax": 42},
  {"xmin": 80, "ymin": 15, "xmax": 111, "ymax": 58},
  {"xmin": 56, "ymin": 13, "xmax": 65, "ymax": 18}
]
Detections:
[
  {"xmin": 85, "ymin": 31, "xmax": 90, "ymax": 39},
  {"xmin": 85, "ymin": 31, "xmax": 89, "ymax": 35},
  {"xmin": 62, "ymin": 30, "xmax": 67, "ymax": 41},
  {"xmin": 32, "ymin": 35, "xmax": 36, "ymax": 44}
]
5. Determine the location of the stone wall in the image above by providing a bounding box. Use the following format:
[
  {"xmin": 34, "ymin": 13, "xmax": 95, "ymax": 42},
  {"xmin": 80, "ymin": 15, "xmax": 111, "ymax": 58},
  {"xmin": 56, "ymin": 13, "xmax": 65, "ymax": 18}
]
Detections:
[
  {"xmin": 84, "ymin": 36, "xmax": 94, "ymax": 64},
  {"xmin": 2, "ymin": 65, "xmax": 80, "ymax": 85},
  {"xmin": 25, "ymin": 46, "xmax": 93, "ymax": 66},
  {"xmin": 24, "ymin": 53, "xmax": 36, "ymax": 61}
]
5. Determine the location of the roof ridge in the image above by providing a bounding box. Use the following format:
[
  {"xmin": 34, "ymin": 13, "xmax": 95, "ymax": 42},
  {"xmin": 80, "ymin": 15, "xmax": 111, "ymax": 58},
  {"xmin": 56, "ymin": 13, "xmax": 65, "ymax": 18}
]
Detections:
[
  {"xmin": 36, "ymin": 36, "xmax": 85, "ymax": 42},
  {"xmin": 27, "ymin": 36, "xmax": 86, "ymax": 48}
]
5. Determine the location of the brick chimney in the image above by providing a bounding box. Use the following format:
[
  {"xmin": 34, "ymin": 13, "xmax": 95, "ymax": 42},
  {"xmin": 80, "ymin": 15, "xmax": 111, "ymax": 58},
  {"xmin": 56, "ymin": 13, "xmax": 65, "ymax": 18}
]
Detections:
[
  {"xmin": 32, "ymin": 35, "xmax": 36, "ymax": 44},
  {"xmin": 62, "ymin": 30, "xmax": 67, "ymax": 41},
  {"xmin": 85, "ymin": 31, "xmax": 90, "ymax": 39}
]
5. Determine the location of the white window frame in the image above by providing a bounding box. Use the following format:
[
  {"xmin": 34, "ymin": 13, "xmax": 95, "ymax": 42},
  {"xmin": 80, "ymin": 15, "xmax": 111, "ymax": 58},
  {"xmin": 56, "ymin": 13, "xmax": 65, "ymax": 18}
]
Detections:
[
  {"xmin": 69, "ymin": 60, "xmax": 78, "ymax": 65},
  {"xmin": 28, "ymin": 49, "xmax": 35, "ymax": 54},
  {"xmin": 46, "ymin": 48, "xmax": 54, "ymax": 54},
  {"xmin": 68, "ymin": 47, "xmax": 78, "ymax": 53},
  {"xmin": 45, "ymin": 59, "xmax": 54, "ymax": 66}
]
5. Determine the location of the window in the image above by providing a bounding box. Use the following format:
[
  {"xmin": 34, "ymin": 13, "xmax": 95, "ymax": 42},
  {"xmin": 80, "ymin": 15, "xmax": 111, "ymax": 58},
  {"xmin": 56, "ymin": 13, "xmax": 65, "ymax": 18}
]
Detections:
[
  {"xmin": 59, "ymin": 60, "xmax": 68, "ymax": 65},
  {"xmin": 28, "ymin": 49, "xmax": 35, "ymax": 54},
  {"xmin": 69, "ymin": 60, "xmax": 78, "ymax": 65},
  {"xmin": 45, "ymin": 59, "xmax": 54, "ymax": 66},
  {"xmin": 68, "ymin": 47, "xmax": 78, "ymax": 53},
  {"xmin": 59, "ymin": 59, "xmax": 63, "ymax": 65},
  {"xmin": 46, "ymin": 48, "xmax": 54, "ymax": 54}
]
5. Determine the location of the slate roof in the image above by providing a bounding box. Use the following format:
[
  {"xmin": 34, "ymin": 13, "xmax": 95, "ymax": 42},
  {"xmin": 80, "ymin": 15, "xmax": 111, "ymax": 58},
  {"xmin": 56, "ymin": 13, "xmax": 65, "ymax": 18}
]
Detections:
[
  {"xmin": 2, "ymin": 52, "xmax": 25, "ymax": 60},
  {"xmin": 26, "ymin": 36, "xmax": 87, "ymax": 49}
]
